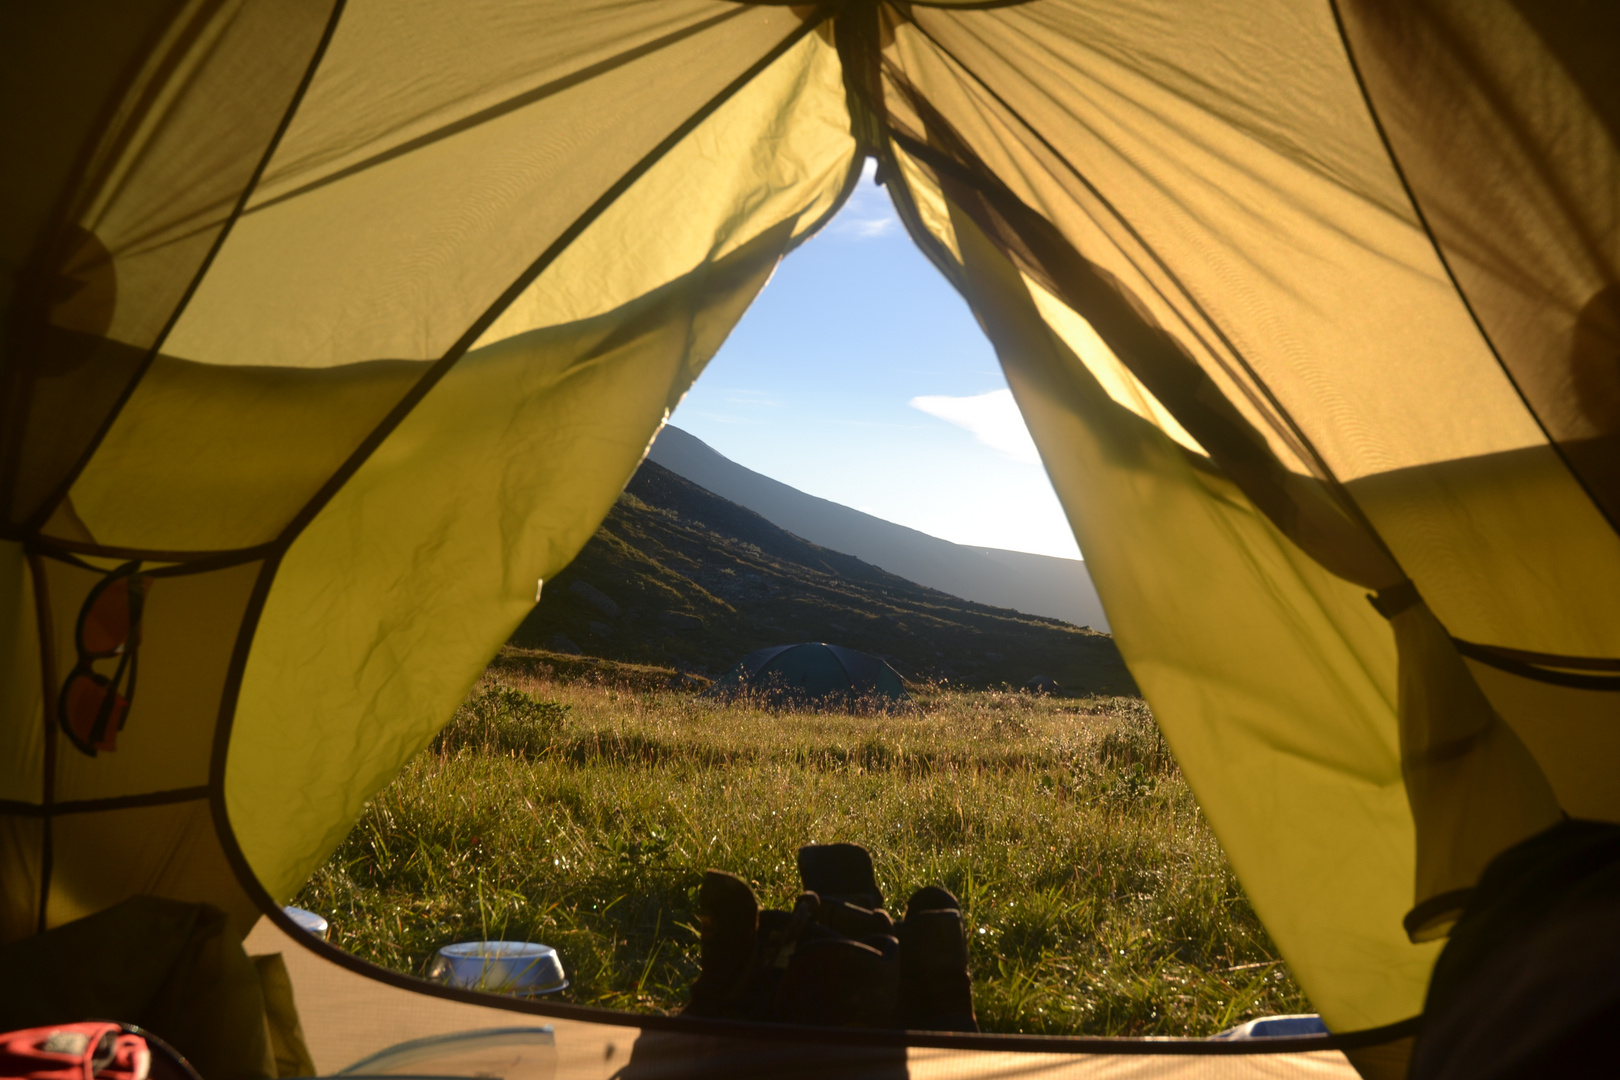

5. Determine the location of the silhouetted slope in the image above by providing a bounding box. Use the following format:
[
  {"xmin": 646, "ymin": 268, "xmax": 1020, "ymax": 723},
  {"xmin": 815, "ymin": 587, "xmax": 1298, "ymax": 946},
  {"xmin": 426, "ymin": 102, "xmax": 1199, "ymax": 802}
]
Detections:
[
  {"xmin": 511, "ymin": 461, "xmax": 1134, "ymax": 694},
  {"xmin": 646, "ymin": 425, "xmax": 1109, "ymax": 630}
]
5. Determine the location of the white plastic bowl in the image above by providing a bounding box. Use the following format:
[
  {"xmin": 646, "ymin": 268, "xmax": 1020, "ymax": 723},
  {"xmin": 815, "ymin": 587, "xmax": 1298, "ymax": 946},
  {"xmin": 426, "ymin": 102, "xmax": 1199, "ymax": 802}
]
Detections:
[
  {"xmin": 282, "ymin": 906, "xmax": 329, "ymax": 939},
  {"xmin": 427, "ymin": 941, "xmax": 567, "ymax": 996}
]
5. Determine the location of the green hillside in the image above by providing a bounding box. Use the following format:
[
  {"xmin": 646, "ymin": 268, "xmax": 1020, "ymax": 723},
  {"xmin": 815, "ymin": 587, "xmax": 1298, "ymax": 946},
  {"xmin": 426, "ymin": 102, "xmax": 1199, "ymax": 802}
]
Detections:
[{"xmin": 511, "ymin": 461, "xmax": 1135, "ymax": 694}]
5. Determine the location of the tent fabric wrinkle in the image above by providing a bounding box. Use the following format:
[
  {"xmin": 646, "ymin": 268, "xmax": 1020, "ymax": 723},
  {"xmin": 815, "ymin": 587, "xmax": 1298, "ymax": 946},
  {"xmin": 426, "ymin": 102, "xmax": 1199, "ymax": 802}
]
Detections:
[
  {"xmin": 0, "ymin": 0, "xmax": 344, "ymax": 533},
  {"xmin": 873, "ymin": 4, "xmax": 1572, "ymax": 959},
  {"xmin": 1333, "ymin": 0, "xmax": 1620, "ymax": 533},
  {"xmin": 2, "ymin": 0, "xmax": 1616, "ymax": 1076}
]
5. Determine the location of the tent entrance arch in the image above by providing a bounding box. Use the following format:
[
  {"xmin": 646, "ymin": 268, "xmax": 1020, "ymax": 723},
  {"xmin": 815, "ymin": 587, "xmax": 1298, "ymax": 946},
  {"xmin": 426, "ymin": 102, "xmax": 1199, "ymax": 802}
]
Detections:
[{"xmin": 3, "ymin": 2, "xmax": 1617, "ymax": 1078}]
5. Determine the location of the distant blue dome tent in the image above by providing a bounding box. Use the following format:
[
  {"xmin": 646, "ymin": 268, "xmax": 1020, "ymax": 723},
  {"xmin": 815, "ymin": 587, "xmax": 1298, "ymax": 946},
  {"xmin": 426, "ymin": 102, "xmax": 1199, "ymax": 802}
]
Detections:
[{"xmin": 708, "ymin": 643, "xmax": 910, "ymax": 709}]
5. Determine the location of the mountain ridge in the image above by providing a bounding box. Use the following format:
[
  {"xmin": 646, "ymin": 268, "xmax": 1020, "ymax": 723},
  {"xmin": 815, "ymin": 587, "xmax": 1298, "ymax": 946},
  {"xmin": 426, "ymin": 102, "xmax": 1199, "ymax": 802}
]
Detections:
[
  {"xmin": 512, "ymin": 460, "xmax": 1134, "ymax": 694},
  {"xmin": 646, "ymin": 425, "xmax": 1109, "ymax": 630}
]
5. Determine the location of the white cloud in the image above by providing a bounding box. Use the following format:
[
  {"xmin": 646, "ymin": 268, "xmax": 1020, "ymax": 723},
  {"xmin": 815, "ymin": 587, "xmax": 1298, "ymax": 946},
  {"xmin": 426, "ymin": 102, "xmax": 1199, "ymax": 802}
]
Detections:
[
  {"xmin": 720, "ymin": 388, "xmax": 780, "ymax": 407},
  {"xmin": 840, "ymin": 215, "xmax": 897, "ymax": 238},
  {"xmin": 909, "ymin": 389, "xmax": 1041, "ymax": 465},
  {"xmin": 829, "ymin": 159, "xmax": 900, "ymax": 240}
]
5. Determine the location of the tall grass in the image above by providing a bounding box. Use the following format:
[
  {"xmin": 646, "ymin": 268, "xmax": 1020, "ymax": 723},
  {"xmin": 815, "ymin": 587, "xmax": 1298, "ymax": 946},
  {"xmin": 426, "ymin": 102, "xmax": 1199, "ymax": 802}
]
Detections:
[{"xmin": 296, "ymin": 674, "xmax": 1309, "ymax": 1035}]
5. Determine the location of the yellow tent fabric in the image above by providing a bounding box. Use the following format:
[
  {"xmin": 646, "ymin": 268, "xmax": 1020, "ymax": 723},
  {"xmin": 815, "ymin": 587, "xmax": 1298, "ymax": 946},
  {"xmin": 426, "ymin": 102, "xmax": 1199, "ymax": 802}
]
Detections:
[{"xmin": 2, "ymin": 0, "xmax": 1615, "ymax": 1073}]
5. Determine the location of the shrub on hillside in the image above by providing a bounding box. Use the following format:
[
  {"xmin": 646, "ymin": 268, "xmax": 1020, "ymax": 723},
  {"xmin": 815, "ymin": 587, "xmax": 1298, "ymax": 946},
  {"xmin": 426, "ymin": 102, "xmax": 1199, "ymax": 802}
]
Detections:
[
  {"xmin": 431, "ymin": 685, "xmax": 569, "ymax": 759},
  {"xmin": 1094, "ymin": 701, "xmax": 1175, "ymax": 775}
]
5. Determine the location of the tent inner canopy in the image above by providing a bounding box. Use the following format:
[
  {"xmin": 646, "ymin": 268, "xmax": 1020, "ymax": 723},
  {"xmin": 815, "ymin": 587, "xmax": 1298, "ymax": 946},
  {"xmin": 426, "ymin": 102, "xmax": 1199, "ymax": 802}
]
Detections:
[{"xmin": 2, "ymin": 0, "xmax": 1616, "ymax": 1073}]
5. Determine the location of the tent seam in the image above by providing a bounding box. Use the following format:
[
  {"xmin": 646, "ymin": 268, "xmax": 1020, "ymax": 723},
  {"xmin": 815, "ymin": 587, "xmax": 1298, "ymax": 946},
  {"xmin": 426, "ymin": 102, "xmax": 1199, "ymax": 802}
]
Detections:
[
  {"xmin": 18, "ymin": 0, "xmax": 353, "ymax": 541},
  {"xmin": 0, "ymin": 1, "xmax": 203, "ymax": 521},
  {"xmin": 1325, "ymin": 0, "xmax": 1620, "ymax": 544},
  {"xmin": 237, "ymin": 8, "xmax": 752, "ymax": 223},
  {"xmin": 0, "ymin": 786, "xmax": 210, "ymax": 818},
  {"xmin": 264, "ymin": 8, "xmax": 835, "ymax": 558},
  {"xmin": 205, "ymin": 5, "xmax": 837, "ymax": 936},
  {"xmin": 892, "ymin": 16, "xmax": 1393, "ymax": 560},
  {"xmin": 25, "ymin": 551, "xmax": 58, "ymax": 933},
  {"xmin": 24, "ymin": 537, "xmax": 278, "ymax": 572}
]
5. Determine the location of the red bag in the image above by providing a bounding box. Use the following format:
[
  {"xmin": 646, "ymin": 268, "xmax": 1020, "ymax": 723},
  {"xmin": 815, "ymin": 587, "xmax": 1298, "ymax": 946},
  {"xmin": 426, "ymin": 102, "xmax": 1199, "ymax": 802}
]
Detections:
[{"xmin": 0, "ymin": 1024, "xmax": 149, "ymax": 1080}]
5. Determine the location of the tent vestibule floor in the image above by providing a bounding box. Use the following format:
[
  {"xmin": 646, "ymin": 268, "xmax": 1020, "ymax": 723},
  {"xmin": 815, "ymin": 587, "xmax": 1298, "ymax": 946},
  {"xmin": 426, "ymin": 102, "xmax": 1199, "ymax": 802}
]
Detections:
[{"xmin": 245, "ymin": 918, "xmax": 1366, "ymax": 1078}]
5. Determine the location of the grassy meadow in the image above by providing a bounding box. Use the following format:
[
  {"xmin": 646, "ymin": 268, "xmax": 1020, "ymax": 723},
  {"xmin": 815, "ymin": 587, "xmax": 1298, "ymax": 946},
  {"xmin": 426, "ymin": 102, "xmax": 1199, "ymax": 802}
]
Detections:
[{"xmin": 295, "ymin": 660, "xmax": 1309, "ymax": 1036}]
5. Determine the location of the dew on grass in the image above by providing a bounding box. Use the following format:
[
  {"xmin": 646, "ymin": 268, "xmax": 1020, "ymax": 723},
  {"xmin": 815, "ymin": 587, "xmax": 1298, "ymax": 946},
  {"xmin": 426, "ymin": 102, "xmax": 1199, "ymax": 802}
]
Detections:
[{"xmin": 295, "ymin": 670, "xmax": 1308, "ymax": 1036}]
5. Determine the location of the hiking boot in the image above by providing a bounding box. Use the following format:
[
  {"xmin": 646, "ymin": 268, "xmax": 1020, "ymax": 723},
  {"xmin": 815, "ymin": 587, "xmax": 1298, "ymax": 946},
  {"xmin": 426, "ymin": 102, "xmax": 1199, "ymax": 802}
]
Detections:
[
  {"xmin": 862, "ymin": 933, "xmax": 900, "ymax": 963},
  {"xmin": 904, "ymin": 886, "xmax": 960, "ymax": 920},
  {"xmin": 798, "ymin": 844, "xmax": 883, "ymax": 910},
  {"xmin": 770, "ymin": 891, "xmax": 822, "ymax": 965},
  {"xmin": 743, "ymin": 891, "xmax": 822, "ymax": 1020},
  {"xmin": 898, "ymin": 889, "xmax": 977, "ymax": 1032},
  {"xmin": 756, "ymin": 906, "xmax": 794, "ymax": 960},
  {"xmin": 774, "ymin": 936, "xmax": 900, "ymax": 1028},
  {"xmin": 818, "ymin": 898, "xmax": 894, "ymax": 940},
  {"xmin": 685, "ymin": 870, "xmax": 758, "ymax": 1018}
]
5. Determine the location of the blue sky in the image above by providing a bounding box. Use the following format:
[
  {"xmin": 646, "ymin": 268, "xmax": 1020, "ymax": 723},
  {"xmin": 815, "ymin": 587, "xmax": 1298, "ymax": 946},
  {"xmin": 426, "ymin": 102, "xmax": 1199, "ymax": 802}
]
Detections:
[{"xmin": 669, "ymin": 163, "xmax": 1083, "ymax": 561}]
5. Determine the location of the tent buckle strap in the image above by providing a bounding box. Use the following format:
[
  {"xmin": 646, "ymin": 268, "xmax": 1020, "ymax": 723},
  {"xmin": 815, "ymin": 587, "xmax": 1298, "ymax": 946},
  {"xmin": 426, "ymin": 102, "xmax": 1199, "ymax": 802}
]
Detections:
[
  {"xmin": 1403, "ymin": 887, "xmax": 1474, "ymax": 944},
  {"xmin": 1363, "ymin": 580, "xmax": 1620, "ymax": 690},
  {"xmin": 1452, "ymin": 639, "xmax": 1620, "ymax": 692},
  {"xmin": 1405, "ymin": 730, "xmax": 1490, "ymax": 769},
  {"xmin": 1366, "ymin": 580, "xmax": 1420, "ymax": 619}
]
